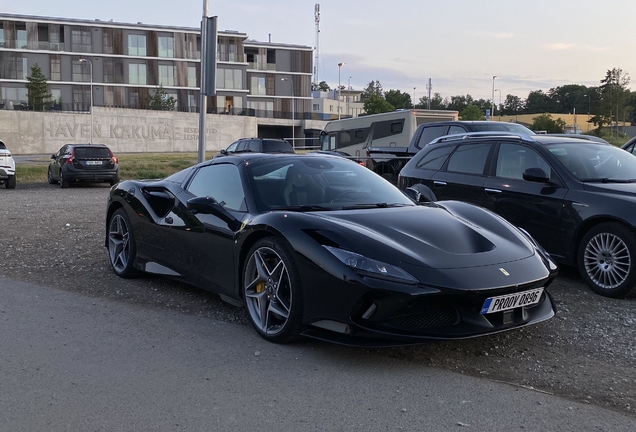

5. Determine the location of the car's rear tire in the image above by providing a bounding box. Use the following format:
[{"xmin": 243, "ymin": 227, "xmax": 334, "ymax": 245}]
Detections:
[
  {"xmin": 6, "ymin": 175, "xmax": 16, "ymax": 189},
  {"xmin": 577, "ymin": 222, "xmax": 636, "ymax": 298},
  {"xmin": 60, "ymin": 171, "xmax": 69, "ymax": 188},
  {"xmin": 47, "ymin": 167, "xmax": 58, "ymax": 184},
  {"xmin": 108, "ymin": 208, "xmax": 140, "ymax": 278},
  {"xmin": 243, "ymin": 238, "xmax": 303, "ymax": 343}
]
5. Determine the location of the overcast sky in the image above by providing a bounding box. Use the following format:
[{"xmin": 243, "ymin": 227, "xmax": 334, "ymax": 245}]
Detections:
[{"xmin": 5, "ymin": 0, "xmax": 636, "ymax": 102}]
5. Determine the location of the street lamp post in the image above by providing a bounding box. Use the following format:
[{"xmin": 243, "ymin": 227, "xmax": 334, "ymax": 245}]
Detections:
[
  {"xmin": 281, "ymin": 77, "xmax": 294, "ymax": 148},
  {"xmin": 584, "ymin": 94, "xmax": 591, "ymax": 132},
  {"xmin": 495, "ymin": 88, "xmax": 501, "ymax": 121},
  {"xmin": 348, "ymin": 76, "xmax": 351, "ymax": 117},
  {"xmin": 79, "ymin": 58, "xmax": 93, "ymax": 143},
  {"xmin": 413, "ymin": 87, "xmax": 416, "ymax": 108},
  {"xmin": 491, "ymin": 75, "xmax": 497, "ymax": 121},
  {"xmin": 338, "ymin": 62, "xmax": 345, "ymax": 120}
]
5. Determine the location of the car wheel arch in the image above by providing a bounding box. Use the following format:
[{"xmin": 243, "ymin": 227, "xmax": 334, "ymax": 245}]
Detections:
[{"xmin": 572, "ymin": 216, "xmax": 636, "ymax": 263}]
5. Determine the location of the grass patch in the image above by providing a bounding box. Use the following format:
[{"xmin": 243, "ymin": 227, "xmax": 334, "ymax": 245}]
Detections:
[{"xmin": 15, "ymin": 152, "xmax": 218, "ymax": 184}]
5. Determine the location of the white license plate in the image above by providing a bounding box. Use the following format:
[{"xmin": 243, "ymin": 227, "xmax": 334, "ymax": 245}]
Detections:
[
  {"xmin": 480, "ymin": 288, "xmax": 544, "ymax": 314},
  {"xmin": 86, "ymin": 160, "xmax": 102, "ymax": 165}
]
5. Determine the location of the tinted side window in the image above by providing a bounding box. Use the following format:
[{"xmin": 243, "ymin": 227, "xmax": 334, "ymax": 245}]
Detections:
[
  {"xmin": 416, "ymin": 126, "xmax": 449, "ymax": 148},
  {"xmin": 496, "ymin": 143, "xmax": 551, "ymax": 179},
  {"xmin": 247, "ymin": 140, "xmax": 260, "ymax": 152},
  {"xmin": 374, "ymin": 119, "xmax": 405, "ymax": 140},
  {"xmin": 187, "ymin": 164, "xmax": 246, "ymax": 211},
  {"xmin": 226, "ymin": 141, "xmax": 239, "ymax": 153},
  {"xmin": 446, "ymin": 143, "xmax": 492, "ymax": 175},
  {"xmin": 448, "ymin": 125, "xmax": 469, "ymax": 135},
  {"xmin": 415, "ymin": 145, "xmax": 455, "ymax": 171},
  {"xmin": 236, "ymin": 140, "xmax": 248, "ymax": 151},
  {"xmin": 262, "ymin": 140, "xmax": 292, "ymax": 153}
]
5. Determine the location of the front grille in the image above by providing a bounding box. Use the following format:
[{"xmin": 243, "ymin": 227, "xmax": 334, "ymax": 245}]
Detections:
[{"xmin": 385, "ymin": 298, "xmax": 460, "ymax": 330}]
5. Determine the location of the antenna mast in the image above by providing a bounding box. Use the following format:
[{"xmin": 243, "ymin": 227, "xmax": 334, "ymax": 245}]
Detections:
[{"xmin": 313, "ymin": 3, "xmax": 320, "ymax": 85}]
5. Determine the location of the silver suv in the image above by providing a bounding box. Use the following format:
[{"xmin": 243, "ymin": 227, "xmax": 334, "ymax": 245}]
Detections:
[{"xmin": 0, "ymin": 140, "xmax": 16, "ymax": 189}]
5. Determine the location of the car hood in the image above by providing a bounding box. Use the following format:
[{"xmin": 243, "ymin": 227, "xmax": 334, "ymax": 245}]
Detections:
[{"xmin": 312, "ymin": 202, "xmax": 535, "ymax": 270}]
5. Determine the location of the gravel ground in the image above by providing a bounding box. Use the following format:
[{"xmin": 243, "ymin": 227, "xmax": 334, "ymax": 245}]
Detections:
[{"xmin": 1, "ymin": 183, "xmax": 635, "ymax": 417}]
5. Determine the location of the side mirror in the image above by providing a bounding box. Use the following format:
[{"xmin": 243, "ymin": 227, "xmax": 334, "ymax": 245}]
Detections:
[
  {"xmin": 186, "ymin": 196, "xmax": 240, "ymax": 230},
  {"xmin": 51, "ymin": 154, "xmax": 56, "ymax": 159},
  {"xmin": 220, "ymin": 149, "xmax": 227, "ymax": 155},
  {"xmin": 523, "ymin": 167, "xmax": 550, "ymax": 183},
  {"xmin": 404, "ymin": 184, "xmax": 437, "ymax": 203}
]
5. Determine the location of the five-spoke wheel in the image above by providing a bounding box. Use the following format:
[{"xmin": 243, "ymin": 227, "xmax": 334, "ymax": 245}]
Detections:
[
  {"xmin": 108, "ymin": 208, "xmax": 139, "ymax": 278},
  {"xmin": 243, "ymin": 238, "xmax": 302, "ymax": 343}
]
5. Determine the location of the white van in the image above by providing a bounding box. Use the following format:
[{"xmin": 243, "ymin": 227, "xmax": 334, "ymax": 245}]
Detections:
[{"xmin": 319, "ymin": 109, "xmax": 459, "ymax": 158}]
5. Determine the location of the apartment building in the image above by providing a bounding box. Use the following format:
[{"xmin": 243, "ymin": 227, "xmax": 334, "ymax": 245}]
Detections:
[{"xmin": 0, "ymin": 13, "xmax": 313, "ymax": 121}]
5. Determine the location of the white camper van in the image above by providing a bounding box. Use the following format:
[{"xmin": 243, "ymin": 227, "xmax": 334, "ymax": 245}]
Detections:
[{"xmin": 319, "ymin": 109, "xmax": 459, "ymax": 158}]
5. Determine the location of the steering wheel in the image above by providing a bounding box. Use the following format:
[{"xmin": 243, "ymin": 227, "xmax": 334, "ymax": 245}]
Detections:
[{"xmin": 330, "ymin": 190, "xmax": 361, "ymax": 203}]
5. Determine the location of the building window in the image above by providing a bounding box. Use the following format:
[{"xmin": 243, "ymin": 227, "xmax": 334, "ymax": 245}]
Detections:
[
  {"xmin": 103, "ymin": 32, "xmax": 113, "ymax": 54},
  {"xmin": 73, "ymin": 88, "xmax": 90, "ymax": 111},
  {"xmin": 0, "ymin": 29, "xmax": 5, "ymax": 48},
  {"xmin": 158, "ymin": 36, "xmax": 174, "ymax": 58},
  {"xmin": 129, "ymin": 89, "xmax": 140, "ymax": 108},
  {"xmin": 313, "ymin": 103, "xmax": 319, "ymax": 111},
  {"xmin": 250, "ymin": 76, "xmax": 266, "ymax": 95},
  {"xmin": 50, "ymin": 59, "xmax": 61, "ymax": 81},
  {"xmin": 71, "ymin": 29, "xmax": 92, "ymax": 52},
  {"xmin": 158, "ymin": 64, "xmax": 175, "ymax": 86},
  {"xmin": 129, "ymin": 63, "xmax": 147, "ymax": 85},
  {"xmin": 50, "ymin": 89, "xmax": 62, "ymax": 104},
  {"xmin": 218, "ymin": 69, "xmax": 242, "ymax": 90},
  {"xmin": 188, "ymin": 94, "xmax": 197, "ymax": 112},
  {"xmin": 128, "ymin": 34, "xmax": 146, "ymax": 56},
  {"xmin": 17, "ymin": 29, "xmax": 27, "ymax": 49},
  {"xmin": 72, "ymin": 60, "xmax": 91, "ymax": 82},
  {"xmin": 188, "ymin": 66, "xmax": 197, "ymax": 87}
]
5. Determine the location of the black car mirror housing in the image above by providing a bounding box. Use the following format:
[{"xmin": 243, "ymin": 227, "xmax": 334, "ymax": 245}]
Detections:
[{"xmin": 523, "ymin": 167, "xmax": 550, "ymax": 183}]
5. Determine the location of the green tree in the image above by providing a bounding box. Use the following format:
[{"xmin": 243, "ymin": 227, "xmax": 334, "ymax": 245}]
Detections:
[
  {"xmin": 460, "ymin": 104, "xmax": 485, "ymax": 120},
  {"xmin": 525, "ymin": 90, "xmax": 554, "ymax": 114},
  {"xmin": 384, "ymin": 89, "xmax": 412, "ymax": 109},
  {"xmin": 446, "ymin": 94, "xmax": 473, "ymax": 113},
  {"xmin": 311, "ymin": 80, "xmax": 330, "ymax": 92},
  {"xmin": 361, "ymin": 80, "xmax": 383, "ymax": 100},
  {"xmin": 25, "ymin": 63, "xmax": 52, "ymax": 111},
  {"xmin": 503, "ymin": 94, "xmax": 524, "ymax": 116},
  {"xmin": 600, "ymin": 68, "xmax": 631, "ymax": 135},
  {"xmin": 363, "ymin": 94, "xmax": 395, "ymax": 115},
  {"xmin": 147, "ymin": 85, "xmax": 176, "ymax": 111},
  {"xmin": 530, "ymin": 113, "xmax": 565, "ymax": 133},
  {"xmin": 419, "ymin": 93, "xmax": 447, "ymax": 110}
]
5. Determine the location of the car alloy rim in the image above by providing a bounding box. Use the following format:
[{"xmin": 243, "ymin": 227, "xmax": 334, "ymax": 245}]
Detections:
[
  {"xmin": 584, "ymin": 232, "xmax": 631, "ymax": 290},
  {"xmin": 244, "ymin": 247, "xmax": 292, "ymax": 335},
  {"xmin": 108, "ymin": 214, "xmax": 131, "ymax": 273}
]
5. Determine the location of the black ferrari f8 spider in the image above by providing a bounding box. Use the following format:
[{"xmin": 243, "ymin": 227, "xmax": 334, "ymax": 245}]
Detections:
[{"xmin": 105, "ymin": 153, "xmax": 557, "ymax": 346}]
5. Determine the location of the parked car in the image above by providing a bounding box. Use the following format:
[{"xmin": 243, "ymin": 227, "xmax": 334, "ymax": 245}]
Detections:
[
  {"xmin": 105, "ymin": 153, "xmax": 557, "ymax": 346},
  {"xmin": 48, "ymin": 144, "xmax": 119, "ymax": 188},
  {"xmin": 399, "ymin": 132, "xmax": 636, "ymax": 298},
  {"xmin": 220, "ymin": 138, "xmax": 295, "ymax": 155},
  {"xmin": 366, "ymin": 121, "xmax": 535, "ymax": 184},
  {"xmin": 0, "ymin": 139, "xmax": 16, "ymax": 189},
  {"xmin": 547, "ymin": 133, "xmax": 609, "ymax": 144}
]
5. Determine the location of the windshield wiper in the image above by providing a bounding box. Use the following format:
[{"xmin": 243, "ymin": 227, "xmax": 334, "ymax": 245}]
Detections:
[
  {"xmin": 581, "ymin": 178, "xmax": 636, "ymax": 183},
  {"xmin": 271, "ymin": 205, "xmax": 333, "ymax": 212}
]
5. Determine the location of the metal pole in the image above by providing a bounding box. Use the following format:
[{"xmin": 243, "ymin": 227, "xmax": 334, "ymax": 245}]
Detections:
[
  {"xmin": 337, "ymin": 62, "xmax": 344, "ymax": 120},
  {"xmin": 79, "ymin": 58, "xmax": 93, "ymax": 143},
  {"xmin": 491, "ymin": 75, "xmax": 497, "ymax": 121},
  {"xmin": 282, "ymin": 77, "xmax": 295, "ymax": 147},
  {"xmin": 413, "ymin": 87, "xmax": 416, "ymax": 108},
  {"xmin": 197, "ymin": 0, "xmax": 209, "ymax": 164}
]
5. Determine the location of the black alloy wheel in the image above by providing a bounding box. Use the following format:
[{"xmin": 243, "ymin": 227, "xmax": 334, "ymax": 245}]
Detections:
[
  {"xmin": 243, "ymin": 238, "xmax": 303, "ymax": 343},
  {"xmin": 108, "ymin": 208, "xmax": 140, "ymax": 278},
  {"xmin": 47, "ymin": 167, "xmax": 58, "ymax": 184},
  {"xmin": 578, "ymin": 222, "xmax": 636, "ymax": 298}
]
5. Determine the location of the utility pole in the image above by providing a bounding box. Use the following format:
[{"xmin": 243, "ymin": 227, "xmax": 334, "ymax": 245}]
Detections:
[{"xmin": 426, "ymin": 78, "xmax": 432, "ymax": 109}]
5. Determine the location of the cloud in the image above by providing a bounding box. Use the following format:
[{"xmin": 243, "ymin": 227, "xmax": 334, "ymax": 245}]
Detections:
[
  {"xmin": 344, "ymin": 18, "xmax": 378, "ymax": 26},
  {"xmin": 543, "ymin": 43, "xmax": 575, "ymax": 50}
]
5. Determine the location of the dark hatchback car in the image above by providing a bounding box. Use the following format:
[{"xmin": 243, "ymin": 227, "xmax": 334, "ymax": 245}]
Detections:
[
  {"xmin": 399, "ymin": 133, "xmax": 636, "ymax": 298},
  {"xmin": 48, "ymin": 144, "xmax": 119, "ymax": 188},
  {"xmin": 220, "ymin": 137, "xmax": 295, "ymax": 155}
]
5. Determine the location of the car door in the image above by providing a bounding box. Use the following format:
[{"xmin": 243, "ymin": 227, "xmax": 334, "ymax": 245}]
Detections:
[
  {"xmin": 51, "ymin": 145, "xmax": 69, "ymax": 180},
  {"xmin": 430, "ymin": 141, "xmax": 494, "ymax": 205},
  {"xmin": 481, "ymin": 142, "xmax": 568, "ymax": 256},
  {"xmin": 167, "ymin": 163, "xmax": 248, "ymax": 294}
]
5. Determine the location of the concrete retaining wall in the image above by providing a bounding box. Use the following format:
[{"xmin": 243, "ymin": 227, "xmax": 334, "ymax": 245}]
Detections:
[{"xmin": 0, "ymin": 107, "xmax": 261, "ymax": 155}]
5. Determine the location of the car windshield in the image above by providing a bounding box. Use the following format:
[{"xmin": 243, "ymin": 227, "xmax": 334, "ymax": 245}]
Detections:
[
  {"xmin": 546, "ymin": 142, "xmax": 636, "ymax": 182},
  {"xmin": 246, "ymin": 156, "xmax": 415, "ymax": 211},
  {"xmin": 472, "ymin": 122, "xmax": 536, "ymax": 135}
]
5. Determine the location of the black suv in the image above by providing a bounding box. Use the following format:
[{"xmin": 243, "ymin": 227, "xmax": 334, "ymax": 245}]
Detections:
[
  {"xmin": 399, "ymin": 132, "xmax": 636, "ymax": 298},
  {"xmin": 221, "ymin": 138, "xmax": 295, "ymax": 155},
  {"xmin": 48, "ymin": 144, "xmax": 120, "ymax": 188}
]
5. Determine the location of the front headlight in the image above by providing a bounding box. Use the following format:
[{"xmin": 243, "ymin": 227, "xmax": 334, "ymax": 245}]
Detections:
[{"xmin": 324, "ymin": 246, "xmax": 419, "ymax": 284}]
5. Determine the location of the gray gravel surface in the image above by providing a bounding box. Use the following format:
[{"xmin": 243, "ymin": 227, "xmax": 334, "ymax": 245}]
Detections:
[{"xmin": 1, "ymin": 183, "xmax": 635, "ymax": 417}]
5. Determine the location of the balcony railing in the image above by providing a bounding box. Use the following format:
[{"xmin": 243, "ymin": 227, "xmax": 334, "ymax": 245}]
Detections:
[{"xmin": 38, "ymin": 42, "xmax": 65, "ymax": 51}]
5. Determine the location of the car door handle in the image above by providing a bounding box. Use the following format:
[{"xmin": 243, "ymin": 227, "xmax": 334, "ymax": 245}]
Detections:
[
  {"xmin": 485, "ymin": 188, "xmax": 502, "ymax": 195},
  {"xmin": 433, "ymin": 181, "xmax": 447, "ymax": 187}
]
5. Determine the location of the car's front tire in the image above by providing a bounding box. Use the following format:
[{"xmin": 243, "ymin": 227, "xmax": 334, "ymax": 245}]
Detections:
[
  {"xmin": 108, "ymin": 208, "xmax": 140, "ymax": 278},
  {"xmin": 578, "ymin": 222, "xmax": 636, "ymax": 298},
  {"xmin": 243, "ymin": 238, "xmax": 303, "ymax": 343},
  {"xmin": 5, "ymin": 175, "xmax": 16, "ymax": 189},
  {"xmin": 47, "ymin": 167, "xmax": 58, "ymax": 184}
]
